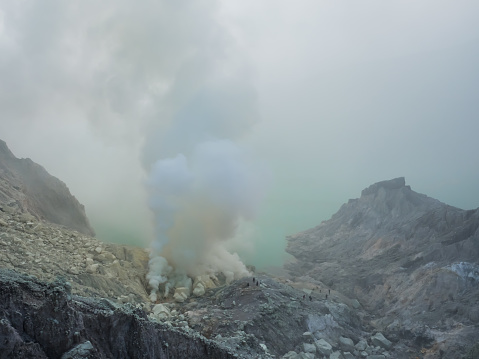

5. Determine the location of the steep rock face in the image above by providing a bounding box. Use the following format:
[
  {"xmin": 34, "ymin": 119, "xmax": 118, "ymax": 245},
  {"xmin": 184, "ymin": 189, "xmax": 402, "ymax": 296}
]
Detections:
[
  {"xmin": 0, "ymin": 139, "xmax": 95, "ymax": 236},
  {"xmin": 0, "ymin": 269, "xmax": 240, "ymax": 359},
  {"xmin": 286, "ymin": 178, "xmax": 479, "ymax": 356}
]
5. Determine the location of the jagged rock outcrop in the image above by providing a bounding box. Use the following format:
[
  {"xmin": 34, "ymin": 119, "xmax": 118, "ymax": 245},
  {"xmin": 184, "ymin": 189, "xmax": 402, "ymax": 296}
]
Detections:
[
  {"xmin": 286, "ymin": 177, "xmax": 479, "ymax": 358},
  {"xmin": 0, "ymin": 269, "xmax": 240, "ymax": 359},
  {"xmin": 0, "ymin": 139, "xmax": 95, "ymax": 236}
]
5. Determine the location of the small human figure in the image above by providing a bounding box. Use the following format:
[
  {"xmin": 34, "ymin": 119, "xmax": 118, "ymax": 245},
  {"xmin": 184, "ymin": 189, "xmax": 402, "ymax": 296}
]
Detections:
[
  {"xmin": 252, "ymin": 277, "xmax": 255, "ymax": 282},
  {"xmin": 246, "ymin": 282, "xmax": 249, "ymax": 287},
  {"xmin": 329, "ymin": 289, "xmax": 331, "ymax": 294},
  {"xmin": 303, "ymin": 295, "xmax": 305, "ymax": 300},
  {"xmin": 325, "ymin": 294, "xmax": 328, "ymax": 299},
  {"xmin": 319, "ymin": 289, "xmax": 321, "ymax": 293},
  {"xmin": 256, "ymin": 281, "xmax": 259, "ymax": 287},
  {"xmin": 309, "ymin": 295, "xmax": 312, "ymax": 301}
]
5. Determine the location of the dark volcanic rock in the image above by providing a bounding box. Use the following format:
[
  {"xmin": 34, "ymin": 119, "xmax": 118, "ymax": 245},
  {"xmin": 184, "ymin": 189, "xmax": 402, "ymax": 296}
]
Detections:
[
  {"xmin": 285, "ymin": 177, "xmax": 479, "ymax": 358},
  {"xmin": 0, "ymin": 269, "xmax": 240, "ymax": 359},
  {"xmin": 187, "ymin": 275, "xmax": 366, "ymax": 357},
  {"xmin": 0, "ymin": 139, "xmax": 95, "ymax": 236}
]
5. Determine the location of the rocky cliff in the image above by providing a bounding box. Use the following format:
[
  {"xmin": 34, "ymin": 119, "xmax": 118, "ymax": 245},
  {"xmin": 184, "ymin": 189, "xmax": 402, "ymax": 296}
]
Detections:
[
  {"xmin": 0, "ymin": 269, "xmax": 239, "ymax": 359},
  {"xmin": 0, "ymin": 139, "xmax": 95, "ymax": 236},
  {"xmin": 286, "ymin": 177, "xmax": 479, "ymax": 357}
]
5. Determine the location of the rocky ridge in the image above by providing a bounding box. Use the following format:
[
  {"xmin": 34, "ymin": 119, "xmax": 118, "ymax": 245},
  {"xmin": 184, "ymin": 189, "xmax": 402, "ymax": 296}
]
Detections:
[
  {"xmin": 286, "ymin": 177, "xmax": 479, "ymax": 358},
  {"xmin": 0, "ymin": 139, "xmax": 94, "ymax": 236}
]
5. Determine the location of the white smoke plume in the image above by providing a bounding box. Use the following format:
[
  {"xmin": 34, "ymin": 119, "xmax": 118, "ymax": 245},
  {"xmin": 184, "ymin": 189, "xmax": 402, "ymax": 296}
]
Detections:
[
  {"xmin": 146, "ymin": 140, "xmax": 266, "ymax": 300},
  {"xmin": 137, "ymin": 3, "xmax": 266, "ymax": 300}
]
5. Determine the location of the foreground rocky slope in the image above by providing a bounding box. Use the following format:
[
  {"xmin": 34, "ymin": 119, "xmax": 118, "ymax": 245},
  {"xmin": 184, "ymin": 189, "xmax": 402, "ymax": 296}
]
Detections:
[
  {"xmin": 0, "ymin": 139, "xmax": 94, "ymax": 236},
  {"xmin": 0, "ymin": 207, "xmax": 150, "ymax": 303},
  {"xmin": 0, "ymin": 269, "xmax": 239, "ymax": 359},
  {"xmin": 286, "ymin": 177, "xmax": 479, "ymax": 358}
]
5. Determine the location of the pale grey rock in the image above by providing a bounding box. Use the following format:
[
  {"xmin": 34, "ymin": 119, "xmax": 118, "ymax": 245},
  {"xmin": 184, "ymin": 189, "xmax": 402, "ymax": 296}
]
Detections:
[
  {"xmin": 86, "ymin": 263, "xmax": 99, "ymax": 274},
  {"xmin": 298, "ymin": 353, "xmax": 315, "ymax": 359},
  {"xmin": 343, "ymin": 352, "xmax": 355, "ymax": 359},
  {"xmin": 152, "ymin": 304, "xmax": 170, "ymax": 320},
  {"xmin": 173, "ymin": 291, "xmax": 187, "ymax": 303},
  {"xmin": 282, "ymin": 352, "xmax": 300, "ymax": 359},
  {"xmin": 339, "ymin": 336, "xmax": 355, "ymax": 352},
  {"xmin": 193, "ymin": 282, "xmax": 205, "ymax": 296},
  {"xmin": 330, "ymin": 351, "xmax": 343, "ymax": 359},
  {"xmin": 370, "ymin": 333, "xmax": 392, "ymax": 350},
  {"xmin": 351, "ymin": 299, "xmax": 361, "ymax": 309},
  {"xmin": 366, "ymin": 355, "xmax": 385, "ymax": 359},
  {"xmin": 315, "ymin": 338, "xmax": 333, "ymax": 356},
  {"xmin": 303, "ymin": 342, "xmax": 316, "ymax": 353},
  {"xmin": 68, "ymin": 266, "xmax": 80, "ymax": 275},
  {"xmin": 61, "ymin": 341, "xmax": 94, "ymax": 359},
  {"xmin": 355, "ymin": 339, "xmax": 368, "ymax": 351},
  {"xmin": 302, "ymin": 331, "xmax": 314, "ymax": 339}
]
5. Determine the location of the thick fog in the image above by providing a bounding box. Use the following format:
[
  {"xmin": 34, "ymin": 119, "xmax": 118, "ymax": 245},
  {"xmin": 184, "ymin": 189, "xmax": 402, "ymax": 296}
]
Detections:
[{"xmin": 1, "ymin": 0, "xmax": 478, "ymax": 269}]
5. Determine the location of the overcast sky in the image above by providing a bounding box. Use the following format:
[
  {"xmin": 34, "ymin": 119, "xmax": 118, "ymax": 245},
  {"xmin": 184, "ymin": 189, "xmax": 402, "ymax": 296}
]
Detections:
[{"xmin": 1, "ymin": 0, "xmax": 478, "ymax": 268}]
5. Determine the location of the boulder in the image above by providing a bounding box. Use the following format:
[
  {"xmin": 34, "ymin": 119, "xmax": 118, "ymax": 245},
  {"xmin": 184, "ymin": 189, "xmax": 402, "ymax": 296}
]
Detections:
[
  {"xmin": 355, "ymin": 339, "xmax": 368, "ymax": 351},
  {"xmin": 174, "ymin": 286, "xmax": 190, "ymax": 302},
  {"xmin": 339, "ymin": 336, "xmax": 355, "ymax": 352},
  {"xmin": 303, "ymin": 343, "xmax": 316, "ymax": 353},
  {"xmin": 68, "ymin": 266, "xmax": 80, "ymax": 275},
  {"xmin": 282, "ymin": 351, "xmax": 299, "ymax": 359},
  {"xmin": 343, "ymin": 352, "xmax": 354, "ymax": 359},
  {"xmin": 330, "ymin": 351, "xmax": 343, "ymax": 359},
  {"xmin": 60, "ymin": 341, "xmax": 95, "ymax": 359},
  {"xmin": 298, "ymin": 353, "xmax": 315, "ymax": 359},
  {"xmin": 370, "ymin": 333, "xmax": 392, "ymax": 350},
  {"xmin": 175, "ymin": 286, "xmax": 190, "ymax": 296},
  {"xmin": 86, "ymin": 263, "xmax": 99, "ymax": 274},
  {"xmin": 193, "ymin": 275, "xmax": 216, "ymax": 289},
  {"xmin": 152, "ymin": 304, "xmax": 170, "ymax": 320},
  {"xmin": 302, "ymin": 332, "xmax": 314, "ymax": 340},
  {"xmin": 315, "ymin": 338, "xmax": 333, "ymax": 356},
  {"xmin": 193, "ymin": 283, "xmax": 205, "ymax": 296}
]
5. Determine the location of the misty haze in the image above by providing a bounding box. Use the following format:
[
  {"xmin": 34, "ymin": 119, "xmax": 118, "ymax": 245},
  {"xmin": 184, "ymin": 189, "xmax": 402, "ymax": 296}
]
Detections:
[{"xmin": 0, "ymin": 1, "xmax": 478, "ymax": 358}]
